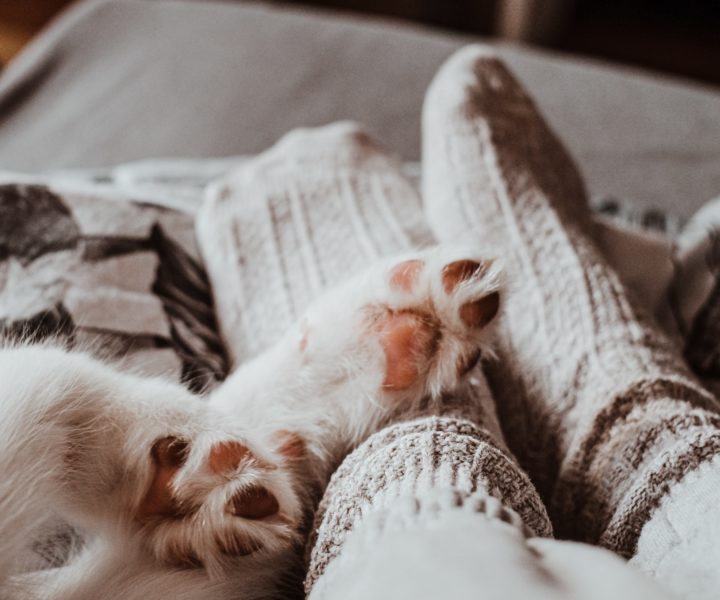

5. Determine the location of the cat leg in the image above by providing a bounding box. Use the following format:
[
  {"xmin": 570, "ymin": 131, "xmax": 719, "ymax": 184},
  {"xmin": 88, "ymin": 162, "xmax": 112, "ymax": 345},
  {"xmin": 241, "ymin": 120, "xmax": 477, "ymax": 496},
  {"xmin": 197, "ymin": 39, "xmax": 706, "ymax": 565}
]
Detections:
[
  {"xmin": 211, "ymin": 244, "xmax": 508, "ymax": 478},
  {"xmin": 0, "ymin": 345, "xmax": 208, "ymax": 574},
  {"xmin": 296, "ymin": 244, "xmax": 504, "ymax": 415}
]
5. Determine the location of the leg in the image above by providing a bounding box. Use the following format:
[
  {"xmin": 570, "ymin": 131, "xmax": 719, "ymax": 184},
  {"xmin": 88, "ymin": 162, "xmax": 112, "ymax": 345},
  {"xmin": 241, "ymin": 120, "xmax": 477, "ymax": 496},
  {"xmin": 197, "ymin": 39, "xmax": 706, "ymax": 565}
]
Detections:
[
  {"xmin": 306, "ymin": 419, "xmax": 668, "ymax": 600},
  {"xmin": 422, "ymin": 45, "xmax": 720, "ymax": 559}
]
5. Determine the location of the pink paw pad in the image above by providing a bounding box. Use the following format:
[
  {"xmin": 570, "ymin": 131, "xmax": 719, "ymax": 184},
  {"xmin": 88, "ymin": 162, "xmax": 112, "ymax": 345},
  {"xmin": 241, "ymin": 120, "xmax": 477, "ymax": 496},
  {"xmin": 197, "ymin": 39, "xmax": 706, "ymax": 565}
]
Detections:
[
  {"xmin": 274, "ymin": 430, "xmax": 306, "ymax": 461},
  {"xmin": 227, "ymin": 486, "xmax": 280, "ymax": 520},
  {"xmin": 137, "ymin": 436, "xmax": 190, "ymax": 520},
  {"xmin": 442, "ymin": 259, "xmax": 488, "ymax": 293},
  {"xmin": 208, "ymin": 441, "xmax": 280, "ymax": 521},
  {"xmin": 376, "ymin": 310, "xmax": 437, "ymax": 390},
  {"xmin": 389, "ymin": 259, "xmax": 425, "ymax": 292},
  {"xmin": 442, "ymin": 260, "xmax": 499, "ymax": 327},
  {"xmin": 208, "ymin": 440, "xmax": 250, "ymax": 475}
]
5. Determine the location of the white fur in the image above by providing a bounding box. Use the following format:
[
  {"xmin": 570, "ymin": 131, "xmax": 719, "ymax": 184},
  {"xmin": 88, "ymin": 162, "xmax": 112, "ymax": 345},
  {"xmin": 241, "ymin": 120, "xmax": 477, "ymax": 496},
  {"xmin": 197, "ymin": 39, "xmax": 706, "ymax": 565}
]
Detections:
[{"xmin": 0, "ymin": 245, "xmax": 501, "ymax": 599}]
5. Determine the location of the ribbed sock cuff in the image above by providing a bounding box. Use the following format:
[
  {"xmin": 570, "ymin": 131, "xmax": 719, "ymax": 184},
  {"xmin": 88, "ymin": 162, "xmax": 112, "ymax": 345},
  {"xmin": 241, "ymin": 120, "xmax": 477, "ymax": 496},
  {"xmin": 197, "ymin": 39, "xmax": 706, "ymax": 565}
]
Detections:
[{"xmin": 305, "ymin": 415, "xmax": 552, "ymax": 591}]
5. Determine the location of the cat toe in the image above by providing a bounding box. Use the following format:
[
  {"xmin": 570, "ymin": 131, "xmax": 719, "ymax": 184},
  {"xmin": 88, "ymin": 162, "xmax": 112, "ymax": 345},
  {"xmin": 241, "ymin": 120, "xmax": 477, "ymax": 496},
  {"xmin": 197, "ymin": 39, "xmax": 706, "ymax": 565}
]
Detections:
[
  {"xmin": 441, "ymin": 259, "xmax": 488, "ymax": 294},
  {"xmin": 137, "ymin": 436, "xmax": 191, "ymax": 520},
  {"xmin": 389, "ymin": 259, "xmax": 425, "ymax": 293},
  {"xmin": 137, "ymin": 434, "xmax": 301, "ymax": 574}
]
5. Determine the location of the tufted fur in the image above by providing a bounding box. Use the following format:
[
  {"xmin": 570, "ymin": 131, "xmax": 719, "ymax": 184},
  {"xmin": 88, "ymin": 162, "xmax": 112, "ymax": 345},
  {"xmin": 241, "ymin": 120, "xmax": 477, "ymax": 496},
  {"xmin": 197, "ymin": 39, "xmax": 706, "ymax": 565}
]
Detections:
[{"xmin": 0, "ymin": 245, "xmax": 501, "ymax": 599}]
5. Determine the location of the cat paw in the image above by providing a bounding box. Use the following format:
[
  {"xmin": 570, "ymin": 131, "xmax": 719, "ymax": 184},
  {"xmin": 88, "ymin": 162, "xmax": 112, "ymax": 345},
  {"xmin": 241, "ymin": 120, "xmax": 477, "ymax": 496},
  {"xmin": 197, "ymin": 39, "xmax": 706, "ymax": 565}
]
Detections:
[
  {"xmin": 301, "ymin": 245, "xmax": 502, "ymax": 400},
  {"xmin": 376, "ymin": 247, "xmax": 501, "ymax": 396},
  {"xmin": 135, "ymin": 429, "xmax": 304, "ymax": 576}
]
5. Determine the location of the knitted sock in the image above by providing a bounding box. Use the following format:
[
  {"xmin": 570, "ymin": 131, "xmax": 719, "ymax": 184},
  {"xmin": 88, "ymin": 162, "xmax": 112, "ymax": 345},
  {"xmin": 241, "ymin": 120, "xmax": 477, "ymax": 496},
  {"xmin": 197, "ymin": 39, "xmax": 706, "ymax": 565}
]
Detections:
[
  {"xmin": 306, "ymin": 415, "xmax": 670, "ymax": 600},
  {"xmin": 630, "ymin": 455, "xmax": 720, "ymax": 599},
  {"xmin": 196, "ymin": 122, "xmax": 432, "ymax": 365},
  {"xmin": 196, "ymin": 124, "xmax": 556, "ymax": 597},
  {"xmin": 306, "ymin": 415, "xmax": 553, "ymax": 598},
  {"xmin": 422, "ymin": 45, "xmax": 720, "ymax": 556}
]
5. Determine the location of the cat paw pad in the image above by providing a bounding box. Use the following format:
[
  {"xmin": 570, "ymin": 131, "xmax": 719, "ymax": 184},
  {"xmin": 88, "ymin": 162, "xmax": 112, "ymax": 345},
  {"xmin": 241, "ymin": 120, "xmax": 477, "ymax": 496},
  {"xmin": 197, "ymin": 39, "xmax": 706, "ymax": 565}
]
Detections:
[
  {"xmin": 372, "ymin": 247, "xmax": 502, "ymax": 395},
  {"xmin": 136, "ymin": 433, "xmax": 302, "ymax": 575}
]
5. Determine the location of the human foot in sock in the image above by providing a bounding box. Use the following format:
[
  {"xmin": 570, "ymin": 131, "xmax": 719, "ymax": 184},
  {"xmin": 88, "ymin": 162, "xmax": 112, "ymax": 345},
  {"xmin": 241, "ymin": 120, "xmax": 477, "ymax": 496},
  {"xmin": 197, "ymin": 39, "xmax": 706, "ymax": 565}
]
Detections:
[
  {"xmin": 422, "ymin": 45, "xmax": 720, "ymax": 558},
  {"xmin": 197, "ymin": 122, "xmax": 433, "ymax": 365},
  {"xmin": 308, "ymin": 472, "xmax": 667, "ymax": 600}
]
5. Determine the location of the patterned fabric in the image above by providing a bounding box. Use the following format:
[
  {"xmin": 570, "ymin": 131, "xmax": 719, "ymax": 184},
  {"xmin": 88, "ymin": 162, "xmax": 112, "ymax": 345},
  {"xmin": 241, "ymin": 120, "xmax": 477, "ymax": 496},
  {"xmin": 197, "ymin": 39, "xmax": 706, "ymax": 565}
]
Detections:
[
  {"xmin": 305, "ymin": 415, "xmax": 552, "ymax": 592},
  {"xmin": 0, "ymin": 169, "xmax": 228, "ymax": 392}
]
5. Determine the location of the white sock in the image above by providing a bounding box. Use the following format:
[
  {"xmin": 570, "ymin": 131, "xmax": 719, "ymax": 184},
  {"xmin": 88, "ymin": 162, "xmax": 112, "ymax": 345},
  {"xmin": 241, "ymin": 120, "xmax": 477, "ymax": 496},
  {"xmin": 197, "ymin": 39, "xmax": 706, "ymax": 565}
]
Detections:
[{"xmin": 196, "ymin": 122, "xmax": 432, "ymax": 364}]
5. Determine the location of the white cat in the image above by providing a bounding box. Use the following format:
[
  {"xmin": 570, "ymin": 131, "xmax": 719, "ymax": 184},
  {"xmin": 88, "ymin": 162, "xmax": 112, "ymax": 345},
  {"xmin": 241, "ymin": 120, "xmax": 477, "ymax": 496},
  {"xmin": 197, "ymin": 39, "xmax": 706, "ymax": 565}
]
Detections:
[{"xmin": 0, "ymin": 245, "xmax": 501, "ymax": 600}]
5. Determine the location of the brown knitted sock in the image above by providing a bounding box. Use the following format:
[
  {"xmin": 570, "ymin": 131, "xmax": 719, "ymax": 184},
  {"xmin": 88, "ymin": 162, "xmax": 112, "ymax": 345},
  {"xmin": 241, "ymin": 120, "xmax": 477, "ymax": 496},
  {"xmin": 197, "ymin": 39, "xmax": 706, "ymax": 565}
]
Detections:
[
  {"xmin": 422, "ymin": 45, "xmax": 720, "ymax": 555},
  {"xmin": 306, "ymin": 415, "xmax": 553, "ymax": 596},
  {"xmin": 196, "ymin": 122, "xmax": 432, "ymax": 365}
]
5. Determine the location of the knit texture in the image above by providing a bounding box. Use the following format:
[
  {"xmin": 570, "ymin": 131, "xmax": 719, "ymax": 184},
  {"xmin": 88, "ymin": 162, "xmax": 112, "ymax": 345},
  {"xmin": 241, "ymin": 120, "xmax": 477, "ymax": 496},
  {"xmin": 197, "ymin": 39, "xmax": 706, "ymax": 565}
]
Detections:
[
  {"xmin": 422, "ymin": 45, "xmax": 720, "ymax": 555},
  {"xmin": 305, "ymin": 415, "xmax": 552, "ymax": 594},
  {"xmin": 195, "ymin": 123, "xmax": 554, "ymax": 594},
  {"xmin": 196, "ymin": 122, "xmax": 433, "ymax": 364},
  {"xmin": 631, "ymin": 455, "xmax": 720, "ymax": 599},
  {"xmin": 308, "ymin": 482, "xmax": 666, "ymax": 600}
]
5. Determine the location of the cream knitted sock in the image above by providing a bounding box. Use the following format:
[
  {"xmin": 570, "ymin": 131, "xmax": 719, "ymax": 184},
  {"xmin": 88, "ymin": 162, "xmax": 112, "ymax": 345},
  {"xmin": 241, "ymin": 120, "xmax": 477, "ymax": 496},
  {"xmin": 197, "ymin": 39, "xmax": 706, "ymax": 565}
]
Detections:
[
  {"xmin": 306, "ymin": 415, "xmax": 670, "ymax": 600},
  {"xmin": 630, "ymin": 455, "xmax": 720, "ymax": 599},
  {"xmin": 422, "ymin": 45, "xmax": 720, "ymax": 556},
  {"xmin": 196, "ymin": 122, "xmax": 432, "ymax": 365},
  {"xmin": 306, "ymin": 415, "xmax": 553, "ymax": 597}
]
